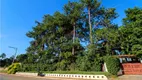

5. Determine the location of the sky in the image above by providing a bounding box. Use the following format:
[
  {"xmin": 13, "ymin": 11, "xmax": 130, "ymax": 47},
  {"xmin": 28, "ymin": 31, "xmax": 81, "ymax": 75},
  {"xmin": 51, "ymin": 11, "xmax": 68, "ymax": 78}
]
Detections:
[{"xmin": 0, "ymin": 0, "xmax": 142, "ymax": 58}]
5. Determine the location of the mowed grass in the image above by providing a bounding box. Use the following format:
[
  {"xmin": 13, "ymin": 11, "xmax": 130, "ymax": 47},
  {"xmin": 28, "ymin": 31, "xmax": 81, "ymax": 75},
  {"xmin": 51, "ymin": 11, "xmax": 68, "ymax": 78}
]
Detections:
[
  {"xmin": 20, "ymin": 71, "xmax": 112, "ymax": 77},
  {"xmin": 44, "ymin": 71, "xmax": 112, "ymax": 77},
  {"xmin": 44, "ymin": 71, "xmax": 108, "ymax": 75}
]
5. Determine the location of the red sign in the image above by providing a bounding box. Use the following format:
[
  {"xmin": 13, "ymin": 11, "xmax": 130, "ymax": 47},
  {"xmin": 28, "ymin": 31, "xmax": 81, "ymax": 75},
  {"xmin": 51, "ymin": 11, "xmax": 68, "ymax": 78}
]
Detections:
[{"xmin": 122, "ymin": 63, "xmax": 142, "ymax": 75}]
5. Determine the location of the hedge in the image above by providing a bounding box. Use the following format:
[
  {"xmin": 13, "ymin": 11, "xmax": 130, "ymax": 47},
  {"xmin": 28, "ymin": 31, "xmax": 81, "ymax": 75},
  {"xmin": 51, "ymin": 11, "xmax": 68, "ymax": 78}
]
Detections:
[
  {"xmin": 19, "ymin": 64, "xmax": 55, "ymax": 72},
  {"xmin": 104, "ymin": 56, "xmax": 120, "ymax": 75}
]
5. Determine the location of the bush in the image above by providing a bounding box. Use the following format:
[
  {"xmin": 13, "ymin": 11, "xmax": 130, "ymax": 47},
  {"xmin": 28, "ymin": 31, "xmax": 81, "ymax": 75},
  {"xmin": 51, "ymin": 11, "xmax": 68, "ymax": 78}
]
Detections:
[
  {"xmin": 7, "ymin": 63, "xmax": 21, "ymax": 74},
  {"xmin": 91, "ymin": 58, "xmax": 102, "ymax": 71},
  {"xmin": 104, "ymin": 56, "xmax": 120, "ymax": 75},
  {"xmin": 56, "ymin": 60, "xmax": 69, "ymax": 71},
  {"xmin": 19, "ymin": 63, "xmax": 55, "ymax": 72},
  {"xmin": 68, "ymin": 63, "xmax": 77, "ymax": 71},
  {"xmin": 76, "ymin": 56, "xmax": 91, "ymax": 71}
]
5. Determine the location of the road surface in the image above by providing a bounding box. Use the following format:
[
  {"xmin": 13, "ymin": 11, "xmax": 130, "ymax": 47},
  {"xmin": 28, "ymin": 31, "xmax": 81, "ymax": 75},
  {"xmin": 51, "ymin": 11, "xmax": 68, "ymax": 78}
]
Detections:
[
  {"xmin": 0, "ymin": 73, "xmax": 85, "ymax": 80},
  {"xmin": 0, "ymin": 73, "xmax": 53, "ymax": 80},
  {"xmin": 118, "ymin": 75, "xmax": 142, "ymax": 80}
]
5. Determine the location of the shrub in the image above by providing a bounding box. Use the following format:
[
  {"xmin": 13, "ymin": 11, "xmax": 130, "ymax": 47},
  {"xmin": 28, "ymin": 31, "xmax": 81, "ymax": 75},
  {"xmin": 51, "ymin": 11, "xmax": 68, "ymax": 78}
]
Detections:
[
  {"xmin": 7, "ymin": 63, "xmax": 21, "ymax": 74},
  {"xmin": 56, "ymin": 60, "xmax": 68, "ymax": 71},
  {"xmin": 104, "ymin": 56, "xmax": 120, "ymax": 75},
  {"xmin": 19, "ymin": 63, "xmax": 55, "ymax": 72},
  {"xmin": 91, "ymin": 58, "xmax": 102, "ymax": 71},
  {"xmin": 68, "ymin": 63, "xmax": 77, "ymax": 71},
  {"xmin": 76, "ymin": 56, "xmax": 91, "ymax": 71}
]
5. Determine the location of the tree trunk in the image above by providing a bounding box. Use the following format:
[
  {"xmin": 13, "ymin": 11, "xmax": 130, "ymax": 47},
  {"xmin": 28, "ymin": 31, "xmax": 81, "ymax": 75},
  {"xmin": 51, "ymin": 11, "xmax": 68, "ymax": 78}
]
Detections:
[
  {"xmin": 88, "ymin": 7, "xmax": 93, "ymax": 44},
  {"xmin": 72, "ymin": 22, "xmax": 76, "ymax": 55}
]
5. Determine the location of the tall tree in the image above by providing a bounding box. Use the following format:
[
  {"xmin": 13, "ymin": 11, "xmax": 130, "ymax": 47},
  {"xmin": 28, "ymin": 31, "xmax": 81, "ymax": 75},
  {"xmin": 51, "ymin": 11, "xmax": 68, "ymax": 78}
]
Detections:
[
  {"xmin": 120, "ymin": 7, "xmax": 142, "ymax": 57},
  {"xmin": 81, "ymin": 0, "xmax": 118, "ymax": 57},
  {"xmin": 81, "ymin": 0, "xmax": 101, "ymax": 44},
  {"xmin": 25, "ymin": 0, "xmax": 119, "ymax": 71},
  {"xmin": 64, "ymin": 1, "xmax": 83, "ymax": 55}
]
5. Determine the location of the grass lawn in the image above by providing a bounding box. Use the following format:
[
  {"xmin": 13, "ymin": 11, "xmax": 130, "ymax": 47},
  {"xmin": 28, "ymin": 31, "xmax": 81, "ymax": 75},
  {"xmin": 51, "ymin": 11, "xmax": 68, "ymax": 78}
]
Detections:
[{"xmin": 20, "ymin": 71, "xmax": 112, "ymax": 77}]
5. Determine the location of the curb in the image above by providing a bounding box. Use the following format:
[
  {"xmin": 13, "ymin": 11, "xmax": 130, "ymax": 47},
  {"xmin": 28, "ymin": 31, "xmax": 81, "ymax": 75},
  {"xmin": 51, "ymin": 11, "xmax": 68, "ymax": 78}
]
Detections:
[{"xmin": 16, "ymin": 72, "xmax": 108, "ymax": 80}]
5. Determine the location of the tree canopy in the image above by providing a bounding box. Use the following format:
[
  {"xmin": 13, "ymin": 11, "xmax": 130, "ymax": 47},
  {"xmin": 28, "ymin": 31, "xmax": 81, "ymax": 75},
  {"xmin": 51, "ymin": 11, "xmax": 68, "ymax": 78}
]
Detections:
[{"xmin": 14, "ymin": 1, "xmax": 142, "ymax": 72}]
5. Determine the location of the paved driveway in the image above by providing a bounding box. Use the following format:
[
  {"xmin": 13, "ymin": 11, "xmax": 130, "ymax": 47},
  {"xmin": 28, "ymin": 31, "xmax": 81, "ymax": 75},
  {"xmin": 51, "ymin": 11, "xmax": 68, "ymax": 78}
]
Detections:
[{"xmin": 118, "ymin": 75, "xmax": 142, "ymax": 80}]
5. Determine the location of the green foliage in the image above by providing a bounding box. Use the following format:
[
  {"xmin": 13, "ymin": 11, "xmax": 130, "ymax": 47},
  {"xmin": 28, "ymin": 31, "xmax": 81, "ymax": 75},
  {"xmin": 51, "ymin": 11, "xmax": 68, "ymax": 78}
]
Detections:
[
  {"xmin": 0, "ymin": 54, "xmax": 13, "ymax": 67},
  {"xmin": 0, "ymin": 58, "xmax": 12, "ymax": 67},
  {"xmin": 81, "ymin": 0, "xmax": 118, "ymax": 44},
  {"xmin": 60, "ymin": 52, "xmax": 72, "ymax": 59},
  {"xmin": 119, "ymin": 7, "xmax": 142, "ymax": 55},
  {"xmin": 56, "ymin": 60, "xmax": 69, "ymax": 71},
  {"xmin": 95, "ymin": 27, "xmax": 120, "ymax": 55},
  {"xmin": 76, "ymin": 55, "xmax": 91, "ymax": 71},
  {"xmin": 22, "ymin": 0, "xmax": 118, "ymax": 72},
  {"xmin": 87, "ymin": 44, "xmax": 96, "ymax": 57},
  {"xmin": 104, "ymin": 56, "xmax": 120, "ymax": 75},
  {"xmin": 132, "ymin": 44, "xmax": 142, "ymax": 58},
  {"xmin": 13, "ymin": 0, "xmax": 142, "ymax": 74},
  {"xmin": 68, "ymin": 63, "xmax": 77, "ymax": 71},
  {"xmin": 45, "ymin": 71, "xmax": 109, "ymax": 75},
  {"xmin": 123, "ymin": 7, "xmax": 142, "ymax": 27},
  {"xmin": 119, "ymin": 26, "xmax": 142, "ymax": 54},
  {"xmin": 7, "ymin": 63, "xmax": 21, "ymax": 74},
  {"xmin": 64, "ymin": 1, "xmax": 83, "ymax": 24},
  {"xmin": 94, "ymin": 7, "xmax": 142, "ymax": 57},
  {"xmin": 20, "ymin": 64, "xmax": 55, "ymax": 72},
  {"xmin": 0, "ymin": 53, "xmax": 6, "ymax": 59},
  {"xmin": 16, "ymin": 54, "xmax": 27, "ymax": 63},
  {"xmin": 91, "ymin": 58, "xmax": 102, "ymax": 71}
]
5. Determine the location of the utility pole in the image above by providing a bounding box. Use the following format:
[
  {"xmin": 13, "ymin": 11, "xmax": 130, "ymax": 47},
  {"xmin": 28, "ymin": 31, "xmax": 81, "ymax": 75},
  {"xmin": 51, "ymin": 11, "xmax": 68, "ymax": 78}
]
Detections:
[{"xmin": 9, "ymin": 46, "xmax": 17, "ymax": 63}]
